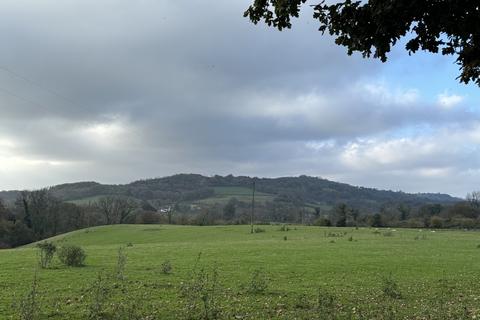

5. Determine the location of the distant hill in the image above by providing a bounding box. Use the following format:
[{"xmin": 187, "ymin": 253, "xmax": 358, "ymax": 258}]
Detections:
[{"xmin": 0, "ymin": 174, "xmax": 461, "ymax": 210}]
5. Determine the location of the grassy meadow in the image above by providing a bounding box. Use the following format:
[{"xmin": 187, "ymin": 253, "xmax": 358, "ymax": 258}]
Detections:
[
  {"xmin": 196, "ymin": 187, "xmax": 275, "ymax": 205},
  {"xmin": 1, "ymin": 225, "xmax": 480, "ymax": 319},
  {"xmin": 63, "ymin": 186, "xmax": 276, "ymax": 207}
]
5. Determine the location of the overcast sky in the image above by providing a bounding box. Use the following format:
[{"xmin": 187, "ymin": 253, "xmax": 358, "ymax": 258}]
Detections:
[{"xmin": 0, "ymin": 1, "xmax": 479, "ymax": 197}]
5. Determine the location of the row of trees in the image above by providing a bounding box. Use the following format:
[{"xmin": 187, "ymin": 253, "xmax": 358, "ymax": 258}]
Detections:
[
  {"xmin": 137, "ymin": 193, "xmax": 480, "ymax": 229},
  {"xmin": 312, "ymin": 197, "xmax": 480, "ymax": 229},
  {"xmin": 1, "ymin": 189, "xmax": 480, "ymax": 248},
  {"xmin": 0, "ymin": 191, "xmax": 138, "ymax": 248}
]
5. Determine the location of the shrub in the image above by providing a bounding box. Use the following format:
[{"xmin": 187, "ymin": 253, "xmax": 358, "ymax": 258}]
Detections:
[
  {"xmin": 161, "ymin": 260, "xmax": 173, "ymax": 274},
  {"xmin": 278, "ymin": 224, "xmax": 290, "ymax": 232},
  {"xmin": 327, "ymin": 232, "xmax": 344, "ymax": 238},
  {"xmin": 317, "ymin": 287, "xmax": 336, "ymax": 317},
  {"xmin": 294, "ymin": 293, "xmax": 311, "ymax": 309},
  {"xmin": 430, "ymin": 216, "xmax": 444, "ymax": 229},
  {"xmin": 382, "ymin": 274, "xmax": 402, "ymax": 299},
  {"xmin": 370, "ymin": 213, "xmax": 383, "ymax": 227},
  {"xmin": 414, "ymin": 234, "xmax": 427, "ymax": 240},
  {"xmin": 36, "ymin": 242, "xmax": 56, "ymax": 269},
  {"xmin": 115, "ymin": 247, "xmax": 127, "ymax": 280},
  {"xmin": 180, "ymin": 262, "xmax": 221, "ymax": 319},
  {"xmin": 87, "ymin": 272, "xmax": 111, "ymax": 319},
  {"xmin": 314, "ymin": 217, "xmax": 332, "ymax": 226},
  {"xmin": 283, "ymin": 236, "xmax": 288, "ymax": 241},
  {"xmin": 58, "ymin": 245, "xmax": 86, "ymax": 267},
  {"xmin": 254, "ymin": 227, "xmax": 265, "ymax": 233},
  {"xmin": 247, "ymin": 269, "xmax": 268, "ymax": 294},
  {"xmin": 15, "ymin": 271, "xmax": 40, "ymax": 320}
]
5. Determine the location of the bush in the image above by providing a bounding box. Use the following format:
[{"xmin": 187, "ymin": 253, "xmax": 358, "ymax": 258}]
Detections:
[
  {"xmin": 314, "ymin": 217, "xmax": 332, "ymax": 226},
  {"xmin": 327, "ymin": 232, "xmax": 344, "ymax": 238},
  {"xmin": 115, "ymin": 247, "xmax": 127, "ymax": 280},
  {"xmin": 247, "ymin": 269, "xmax": 268, "ymax": 294},
  {"xmin": 180, "ymin": 262, "xmax": 222, "ymax": 319},
  {"xmin": 58, "ymin": 245, "xmax": 86, "ymax": 267},
  {"xmin": 414, "ymin": 234, "xmax": 427, "ymax": 240},
  {"xmin": 15, "ymin": 271, "xmax": 40, "ymax": 320},
  {"xmin": 382, "ymin": 274, "xmax": 402, "ymax": 299},
  {"xmin": 87, "ymin": 272, "xmax": 111, "ymax": 319},
  {"xmin": 161, "ymin": 260, "xmax": 173, "ymax": 274},
  {"xmin": 317, "ymin": 287, "xmax": 336, "ymax": 317},
  {"xmin": 36, "ymin": 242, "xmax": 56, "ymax": 269},
  {"xmin": 253, "ymin": 227, "xmax": 266, "ymax": 233},
  {"xmin": 278, "ymin": 224, "xmax": 290, "ymax": 232},
  {"xmin": 430, "ymin": 216, "xmax": 444, "ymax": 229}
]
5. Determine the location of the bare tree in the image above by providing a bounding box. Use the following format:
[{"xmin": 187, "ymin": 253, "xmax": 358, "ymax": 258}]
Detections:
[
  {"xmin": 116, "ymin": 198, "xmax": 137, "ymax": 224},
  {"xmin": 0, "ymin": 198, "xmax": 7, "ymax": 220},
  {"xmin": 96, "ymin": 197, "xmax": 115, "ymax": 225},
  {"xmin": 466, "ymin": 191, "xmax": 480, "ymax": 209},
  {"xmin": 96, "ymin": 196, "xmax": 137, "ymax": 224}
]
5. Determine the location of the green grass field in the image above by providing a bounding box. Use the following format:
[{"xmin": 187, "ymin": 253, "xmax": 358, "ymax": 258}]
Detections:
[
  {"xmin": 1, "ymin": 225, "xmax": 480, "ymax": 319},
  {"xmin": 65, "ymin": 186, "xmax": 275, "ymax": 207},
  {"xmin": 196, "ymin": 187, "xmax": 275, "ymax": 205},
  {"xmin": 65, "ymin": 195, "xmax": 108, "ymax": 205}
]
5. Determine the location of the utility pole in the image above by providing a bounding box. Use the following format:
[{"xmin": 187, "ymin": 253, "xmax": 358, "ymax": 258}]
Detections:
[{"xmin": 250, "ymin": 178, "xmax": 256, "ymax": 234}]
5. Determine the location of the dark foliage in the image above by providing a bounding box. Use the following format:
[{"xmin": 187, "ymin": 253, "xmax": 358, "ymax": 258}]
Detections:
[
  {"xmin": 58, "ymin": 245, "xmax": 86, "ymax": 267},
  {"xmin": 245, "ymin": 0, "xmax": 480, "ymax": 86},
  {"xmin": 0, "ymin": 189, "xmax": 102, "ymax": 248}
]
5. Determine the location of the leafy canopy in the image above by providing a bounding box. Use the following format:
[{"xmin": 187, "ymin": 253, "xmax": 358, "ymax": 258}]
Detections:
[{"xmin": 244, "ymin": 0, "xmax": 480, "ymax": 86}]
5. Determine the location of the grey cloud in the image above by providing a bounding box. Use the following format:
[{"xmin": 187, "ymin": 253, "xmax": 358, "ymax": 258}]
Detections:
[{"xmin": 0, "ymin": 0, "xmax": 479, "ymax": 196}]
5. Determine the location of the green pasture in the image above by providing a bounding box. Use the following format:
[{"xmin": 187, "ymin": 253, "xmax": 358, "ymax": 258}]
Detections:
[
  {"xmin": 196, "ymin": 186, "xmax": 275, "ymax": 205},
  {"xmin": 65, "ymin": 195, "xmax": 107, "ymax": 205},
  {"xmin": 1, "ymin": 225, "xmax": 480, "ymax": 319}
]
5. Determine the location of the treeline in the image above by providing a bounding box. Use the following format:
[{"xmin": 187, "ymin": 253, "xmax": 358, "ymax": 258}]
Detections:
[
  {"xmin": 311, "ymin": 197, "xmax": 480, "ymax": 229},
  {"xmin": 0, "ymin": 174, "xmax": 460, "ymax": 211},
  {"xmin": 0, "ymin": 190, "xmax": 101, "ymax": 248},
  {"xmin": 1, "ymin": 189, "xmax": 478, "ymax": 249},
  {"xmin": 0, "ymin": 190, "xmax": 161, "ymax": 248},
  {"xmin": 150, "ymin": 193, "xmax": 480, "ymax": 229}
]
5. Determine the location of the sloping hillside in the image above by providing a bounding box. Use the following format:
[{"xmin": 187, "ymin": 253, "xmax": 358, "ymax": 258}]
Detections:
[{"xmin": 0, "ymin": 174, "xmax": 460, "ymax": 210}]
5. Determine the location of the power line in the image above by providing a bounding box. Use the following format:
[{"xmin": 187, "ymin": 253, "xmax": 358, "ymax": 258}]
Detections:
[
  {"xmin": 0, "ymin": 84, "xmax": 51, "ymax": 112},
  {"xmin": 0, "ymin": 65, "xmax": 82, "ymax": 109}
]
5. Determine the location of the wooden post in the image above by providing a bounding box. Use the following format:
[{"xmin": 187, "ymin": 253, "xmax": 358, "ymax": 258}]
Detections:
[{"xmin": 250, "ymin": 179, "xmax": 256, "ymax": 234}]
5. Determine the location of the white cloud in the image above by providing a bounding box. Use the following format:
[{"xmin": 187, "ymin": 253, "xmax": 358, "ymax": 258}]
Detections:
[
  {"xmin": 361, "ymin": 82, "xmax": 419, "ymax": 105},
  {"xmin": 80, "ymin": 117, "xmax": 133, "ymax": 149},
  {"xmin": 0, "ymin": 138, "xmax": 15, "ymax": 148},
  {"xmin": 437, "ymin": 92, "xmax": 464, "ymax": 109},
  {"xmin": 339, "ymin": 137, "xmax": 441, "ymax": 169},
  {"xmin": 305, "ymin": 139, "xmax": 336, "ymax": 151}
]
